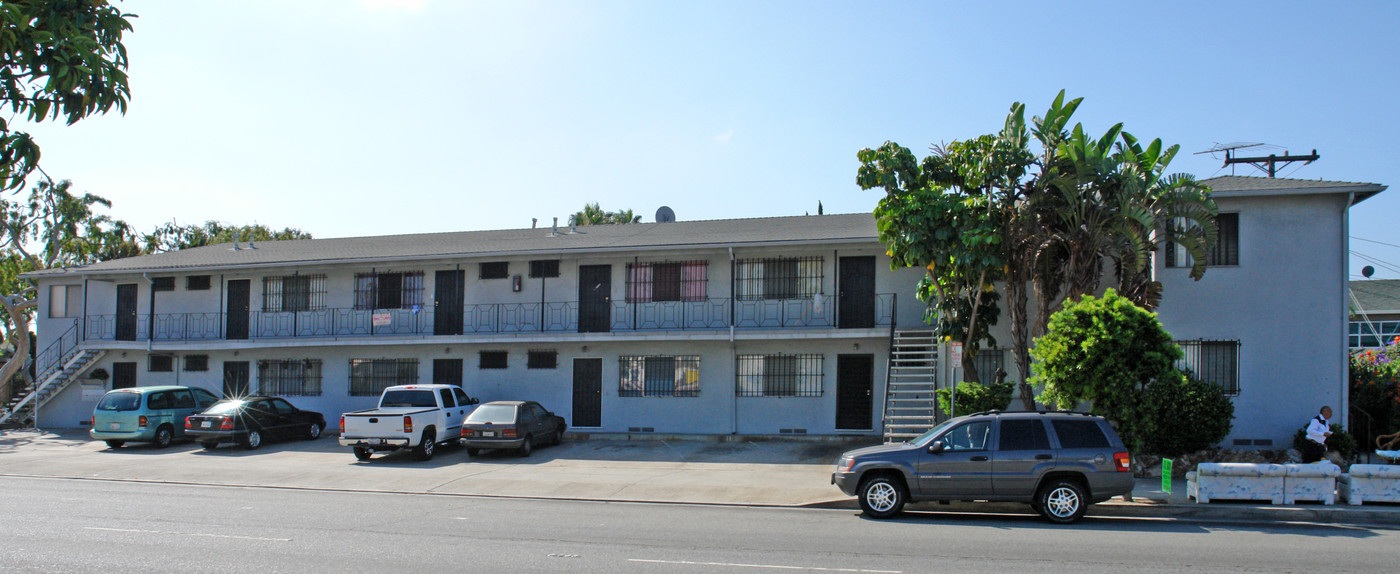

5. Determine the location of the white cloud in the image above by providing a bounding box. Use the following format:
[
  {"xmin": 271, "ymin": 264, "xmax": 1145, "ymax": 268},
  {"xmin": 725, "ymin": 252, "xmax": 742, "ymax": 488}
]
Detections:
[
  {"xmin": 360, "ymin": 0, "xmax": 429, "ymax": 13},
  {"xmin": 713, "ymin": 128, "xmax": 735, "ymax": 144}
]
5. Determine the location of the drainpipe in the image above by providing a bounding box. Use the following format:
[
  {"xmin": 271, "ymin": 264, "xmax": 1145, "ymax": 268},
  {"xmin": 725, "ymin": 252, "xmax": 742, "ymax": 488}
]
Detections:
[
  {"xmin": 729, "ymin": 247, "xmax": 737, "ymax": 435},
  {"xmin": 1340, "ymin": 192, "xmax": 1354, "ymax": 428},
  {"xmin": 728, "ymin": 247, "xmax": 735, "ymax": 342}
]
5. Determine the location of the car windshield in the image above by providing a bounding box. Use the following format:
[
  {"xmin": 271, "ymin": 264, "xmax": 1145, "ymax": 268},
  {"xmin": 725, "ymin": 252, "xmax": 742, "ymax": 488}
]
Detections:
[
  {"xmin": 379, "ymin": 390, "xmax": 438, "ymax": 408},
  {"xmin": 910, "ymin": 419, "xmax": 959, "ymax": 444},
  {"xmin": 202, "ymin": 401, "xmax": 246, "ymax": 415},
  {"xmin": 96, "ymin": 392, "xmax": 141, "ymax": 411},
  {"xmin": 466, "ymin": 404, "xmax": 517, "ymax": 424}
]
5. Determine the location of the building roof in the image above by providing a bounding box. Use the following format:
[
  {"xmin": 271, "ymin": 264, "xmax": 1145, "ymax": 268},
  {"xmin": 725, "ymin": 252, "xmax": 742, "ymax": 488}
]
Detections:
[
  {"xmin": 25, "ymin": 213, "xmax": 879, "ymax": 278},
  {"xmin": 1202, "ymin": 175, "xmax": 1387, "ymax": 205},
  {"xmin": 1351, "ymin": 279, "xmax": 1400, "ymax": 315}
]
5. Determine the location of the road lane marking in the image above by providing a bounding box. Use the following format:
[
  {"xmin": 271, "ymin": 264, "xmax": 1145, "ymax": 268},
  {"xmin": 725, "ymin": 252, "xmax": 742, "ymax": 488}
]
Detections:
[
  {"xmin": 629, "ymin": 559, "xmax": 900, "ymax": 573},
  {"xmin": 84, "ymin": 527, "xmax": 291, "ymax": 542}
]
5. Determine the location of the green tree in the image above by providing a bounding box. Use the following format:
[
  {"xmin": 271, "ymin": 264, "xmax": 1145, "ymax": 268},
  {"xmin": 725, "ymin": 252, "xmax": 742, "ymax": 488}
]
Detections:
[
  {"xmin": 856, "ymin": 131, "xmax": 1032, "ymax": 381},
  {"xmin": 569, "ymin": 203, "xmax": 641, "ymax": 226},
  {"xmin": 144, "ymin": 220, "xmax": 312, "ymax": 252},
  {"xmin": 1031, "ymin": 289, "xmax": 1182, "ymax": 451},
  {"xmin": 1, "ymin": 0, "xmax": 134, "ymax": 191},
  {"xmin": 1142, "ymin": 371, "xmax": 1234, "ymax": 457},
  {"xmin": 0, "ymin": 179, "xmax": 136, "ymax": 404}
]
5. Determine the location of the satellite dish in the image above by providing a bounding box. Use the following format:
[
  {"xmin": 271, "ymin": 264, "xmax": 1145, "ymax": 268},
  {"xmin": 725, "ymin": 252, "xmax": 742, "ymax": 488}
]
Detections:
[
  {"xmin": 1362, "ymin": 265, "xmax": 1375, "ymax": 278},
  {"xmin": 655, "ymin": 206, "xmax": 676, "ymax": 223}
]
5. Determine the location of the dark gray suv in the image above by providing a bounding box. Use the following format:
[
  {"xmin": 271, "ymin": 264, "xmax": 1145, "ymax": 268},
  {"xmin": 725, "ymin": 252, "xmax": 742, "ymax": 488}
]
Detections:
[{"xmin": 832, "ymin": 411, "xmax": 1134, "ymax": 523}]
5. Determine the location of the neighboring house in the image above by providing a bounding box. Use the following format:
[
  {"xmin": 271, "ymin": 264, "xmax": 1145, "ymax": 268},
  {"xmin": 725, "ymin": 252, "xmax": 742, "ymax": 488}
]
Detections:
[
  {"xmin": 1349, "ymin": 279, "xmax": 1400, "ymax": 348},
  {"xmin": 10, "ymin": 174, "xmax": 1387, "ymax": 450}
]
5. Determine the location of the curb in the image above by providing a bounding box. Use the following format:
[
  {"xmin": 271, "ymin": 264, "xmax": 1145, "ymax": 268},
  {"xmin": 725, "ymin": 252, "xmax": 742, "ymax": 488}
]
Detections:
[{"xmin": 803, "ymin": 497, "xmax": 1400, "ymax": 527}]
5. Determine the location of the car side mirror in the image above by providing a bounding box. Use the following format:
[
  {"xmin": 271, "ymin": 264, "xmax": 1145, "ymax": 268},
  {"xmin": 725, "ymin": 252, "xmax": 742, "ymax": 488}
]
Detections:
[
  {"xmin": 469, "ymin": 398, "xmax": 479, "ymax": 405},
  {"xmin": 928, "ymin": 441, "xmax": 945, "ymax": 454}
]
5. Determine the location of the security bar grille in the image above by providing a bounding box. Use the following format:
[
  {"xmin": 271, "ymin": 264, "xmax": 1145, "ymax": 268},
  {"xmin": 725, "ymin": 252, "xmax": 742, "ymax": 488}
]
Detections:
[
  {"xmin": 1175, "ymin": 339, "xmax": 1240, "ymax": 395},
  {"xmin": 734, "ymin": 257, "xmax": 823, "ymax": 300},
  {"xmin": 736, "ymin": 354, "xmax": 823, "ymax": 397},
  {"xmin": 349, "ymin": 358, "xmax": 419, "ymax": 396},
  {"xmin": 619, "ymin": 355, "xmax": 700, "ymax": 397},
  {"xmin": 258, "ymin": 359, "xmax": 323, "ymax": 396}
]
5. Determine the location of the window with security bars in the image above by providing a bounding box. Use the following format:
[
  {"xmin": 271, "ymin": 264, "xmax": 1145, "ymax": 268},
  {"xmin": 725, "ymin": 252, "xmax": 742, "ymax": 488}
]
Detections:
[
  {"xmin": 736, "ymin": 354, "xmax": 823, "ymax": 397},
  {"xmin": 1166, "ymin": 213, "xmax": 1239, "ymax": 268},
  {"xmin": 186, "ymin": 275, "xmax": 212, "ymax": 291},
  {"xmin": 148, "ymin": 355, "xmax": 173, "ymax": 372},
  {"xmin": 258, "ymin": 359, "xmax": 323, "ymax": 396},
  {"xmin": 626, "ymin": 261, "xmax": 708, "ymax": 302},
  {"xmin": 619, "ymin": 355, "xmax": 700, "ymax": 397},
  {"xmin": 151, "ymin": 277, "xmax": 175, "ymax": 292},
  {"xmin": 1176, "ymin": 340, "xmax": 1240, "ymax": 396},
  {"xmin": 184, "ymin": 355, "xmax": 209, "ymax": 372},
  {"xmin": 354, "ymin": 271, "xmax": 424, "ymax": 310},
  {"xmin": 262, "ymin": 274, "xmax": 327, "ymax": 312},
  {"xmin": 479, "ymin": 261, "xmax": 509, "ymax": 279},
  {"xmin": 529, "ymin": 260, "xmax": 560, "ymax": 278},
  {"xmin": 349, "ymin": 358, "xmax": 419, "ymax": 396},
  {"xmin": 479, "ymin": 351, "xmax": 508, "ymax": 369},
  {"xmin": 527, "ymin": 350, "xmax": 557, "ymax": 369},
  {"xmin": 734, "ymin": 257, "xmax": 823, "ymax": 300},
  {"xmin": 972, "ymin": 349, "xmax": 1005, "ymax": 384}
]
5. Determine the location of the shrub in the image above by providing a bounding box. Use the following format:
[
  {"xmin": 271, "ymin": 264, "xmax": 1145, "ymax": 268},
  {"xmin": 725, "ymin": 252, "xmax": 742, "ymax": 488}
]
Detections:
[
  {"xmin": 1292, "ymin": 423, "xmax": 1359, "ymax": 462},
  {"xmin": 1031, "ymin": 289, "xmax": 1182, "ymax": 452},
  {"xmin": 1349, "ymin": 337, "xmax": 1400, "ymax": 450},
  {"xmin": 936, "ymin": 381, "xmax": 1014, "ymax": 417},
  {"xmin": 1142, "ymin": 372, "xmax": 1235, "ymax": 458}
]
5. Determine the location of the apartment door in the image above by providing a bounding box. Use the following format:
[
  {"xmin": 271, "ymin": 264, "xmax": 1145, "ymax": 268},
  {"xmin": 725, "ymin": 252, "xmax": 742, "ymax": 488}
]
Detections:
[
  {"xmin": 838, "ymin": 256, "xmax": 876, "ymax": 329},
  {"xmin": 433, "ymin": 358, "xmax": 464, "ymax": 386},
  {"xmin": 115, "ymin": 284, "xmax": 138, "ymax": 341},
  {"xmin": 434, "ymin": 270, "xmax": 465, "ymax": 336},
  {"xmin": 226, "ymin": 279, "xmax": 250, "ymax": 340},
  {"xmin": 111, "ymin": 362, "xmax": 136, "ymax": 390},
  {"xmin": 836, "ymin": 354, "xmax": 873, "ymax": 430},
  {"xmin": 577, "ymin": 265, "xmax": 611, "ymax": 333},
  {"xmin": 572, "ymin": 358, "xmax": 602, "ymax": 427},
  {"xmin": 223, "ymin": 361, "xmax": 250, "ymax": 397}
]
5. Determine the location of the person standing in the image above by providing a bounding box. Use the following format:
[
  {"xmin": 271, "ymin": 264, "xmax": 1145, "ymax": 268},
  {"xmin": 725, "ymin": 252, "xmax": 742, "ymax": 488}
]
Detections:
[{"xmin": 1301, "ymin": 406, "xmax": 1333, "ymax": 463}]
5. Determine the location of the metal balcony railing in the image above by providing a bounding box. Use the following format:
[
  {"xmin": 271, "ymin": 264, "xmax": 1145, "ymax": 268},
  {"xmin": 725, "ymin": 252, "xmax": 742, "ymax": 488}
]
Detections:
[{"xmin": 79, "ymin": 294, "xmax": 897, "ymax": 343}]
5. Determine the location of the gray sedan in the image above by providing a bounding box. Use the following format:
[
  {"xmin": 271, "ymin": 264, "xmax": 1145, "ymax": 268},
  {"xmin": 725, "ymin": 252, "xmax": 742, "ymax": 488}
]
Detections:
[{"xmin": 460, "ymin": 401, "xmax": 566, "ymax": 457}]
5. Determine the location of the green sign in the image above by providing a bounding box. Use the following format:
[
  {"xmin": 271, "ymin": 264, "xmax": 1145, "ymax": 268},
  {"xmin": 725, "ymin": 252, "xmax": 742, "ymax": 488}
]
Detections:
[{"xmin": 1161, "ymin": 459, "xmax": 1173, "ymax": 494}]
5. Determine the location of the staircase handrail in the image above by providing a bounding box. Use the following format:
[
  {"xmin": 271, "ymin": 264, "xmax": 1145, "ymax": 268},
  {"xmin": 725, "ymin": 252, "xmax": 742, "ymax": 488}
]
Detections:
[{"xmin": 33, "ymin": 319, "xmax": 80, "ymax": 383}]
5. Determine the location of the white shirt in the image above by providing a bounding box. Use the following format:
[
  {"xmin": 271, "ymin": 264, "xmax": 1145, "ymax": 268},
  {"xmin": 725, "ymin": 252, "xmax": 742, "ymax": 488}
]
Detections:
[{"xmin": 1306, "ymin": 415, "xmax": 1330, "ymax": 444}]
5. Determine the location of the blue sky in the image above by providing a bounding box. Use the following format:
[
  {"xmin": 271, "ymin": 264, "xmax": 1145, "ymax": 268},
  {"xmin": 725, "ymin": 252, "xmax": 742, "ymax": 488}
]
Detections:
[{"xmin": 20, "ymin": 1, "xmax": 1400, "ymax": 278}]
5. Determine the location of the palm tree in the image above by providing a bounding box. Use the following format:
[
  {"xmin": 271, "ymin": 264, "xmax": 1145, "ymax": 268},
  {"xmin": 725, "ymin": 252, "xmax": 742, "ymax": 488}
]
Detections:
[{"xmin": 569, "ymin": 203, "xmax": 642, "ymax": 225}]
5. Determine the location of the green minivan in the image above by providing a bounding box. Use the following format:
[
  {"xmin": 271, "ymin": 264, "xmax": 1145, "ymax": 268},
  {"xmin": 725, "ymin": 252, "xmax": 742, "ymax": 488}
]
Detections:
[{"xmin": 90, "ymin": 386, "xmax": 221, "ymax": 449}]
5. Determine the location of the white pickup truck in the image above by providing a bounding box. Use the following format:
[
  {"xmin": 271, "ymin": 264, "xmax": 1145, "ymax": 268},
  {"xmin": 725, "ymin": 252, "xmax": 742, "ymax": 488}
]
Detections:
[{"xmin": 339, "ymin": 384, "xmax": 479, "ymax": 461}]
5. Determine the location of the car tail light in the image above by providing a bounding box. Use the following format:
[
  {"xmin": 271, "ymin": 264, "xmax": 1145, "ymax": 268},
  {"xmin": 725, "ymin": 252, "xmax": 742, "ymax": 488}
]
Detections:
[
  {"xmin": 184, "ymin": 417, "xmax": 192, "ymax": 429},
  {"xmin": 403, "ymin": 415, "xmax": 413, "ymax": 433},
  {"xmin": 1114, "ymin": 451, "xmax": 1131, "ymax": 472},
  {"xmin": 461, "ymin": 427, "xmax": 470, "ymax": 438},
  {"xmin": 138, "ymin": 415, "xmax": 148, "ymax": 427},
  {"xmin": 90, "ymin": 416, "xmax": 95, "ymax": 427},
  {"xmin": 220, "ymin": 417, "xmax": 234, "ymax": 431},
  {"xmin": 339, "ymin": 416, "xmax": 346, "ymax": 434},
  {"xmin": 501, "ymin": 428, "xmax": 517, "ymax": 438}
]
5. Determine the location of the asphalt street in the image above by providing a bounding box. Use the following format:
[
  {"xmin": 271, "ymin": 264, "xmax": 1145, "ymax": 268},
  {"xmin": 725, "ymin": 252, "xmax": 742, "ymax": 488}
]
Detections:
[{"xmin": 2, "ymin": 476, "xmax": 1397, "ymax": 574}]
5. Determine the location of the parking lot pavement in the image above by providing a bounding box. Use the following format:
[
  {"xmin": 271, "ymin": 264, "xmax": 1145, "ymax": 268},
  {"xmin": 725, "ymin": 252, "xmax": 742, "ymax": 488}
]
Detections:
[{"xmin": 0, "ymin": 429, "xmax": 868, "ymax": 507}]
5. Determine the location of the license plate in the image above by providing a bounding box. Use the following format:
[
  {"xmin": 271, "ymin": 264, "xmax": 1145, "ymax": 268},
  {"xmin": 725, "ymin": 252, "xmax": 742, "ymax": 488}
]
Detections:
[
  {"xmin": 482, "ymin": 431, "xmax": 495, "ymax": 437},
  {"xmin": 201, "ymin": 421, "xmax": 211, "ymax": 428},
  {"xmin": 108, "ymin": 423, "xmax": 120, "ymax": 430}
]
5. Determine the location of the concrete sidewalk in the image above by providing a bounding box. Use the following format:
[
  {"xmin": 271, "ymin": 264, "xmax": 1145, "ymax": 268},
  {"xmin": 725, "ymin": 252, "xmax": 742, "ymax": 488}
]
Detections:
[{"xmin": 2, "ymin": 429, "xmax": 1396, "ymax": 526}]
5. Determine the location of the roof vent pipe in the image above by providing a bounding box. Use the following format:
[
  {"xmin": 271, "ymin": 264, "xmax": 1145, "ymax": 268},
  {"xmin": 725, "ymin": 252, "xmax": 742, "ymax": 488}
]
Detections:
[
  {"xmin": 532, "ymin": 218, "xmax": 538, "ymax": 229},
  {"xmin": 551, "ymin": 217, "xmax": 558, "ymax": 237}
]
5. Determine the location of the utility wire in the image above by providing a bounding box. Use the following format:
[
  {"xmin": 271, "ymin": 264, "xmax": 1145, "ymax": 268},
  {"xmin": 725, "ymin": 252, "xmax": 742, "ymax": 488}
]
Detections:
[{"xmin": 1352, "ymin": 236, "xmax": 1400, "ymax": 250}]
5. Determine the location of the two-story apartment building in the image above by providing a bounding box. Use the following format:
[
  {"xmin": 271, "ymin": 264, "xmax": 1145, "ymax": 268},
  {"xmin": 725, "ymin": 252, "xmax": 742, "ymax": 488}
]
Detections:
[
  {"xmin": 10, "ymin": 174, "xmax": 1387, "ymax": 449},
  {"xmin": 18, "ymin": 213, "xmax": 926, "ymax": 436}
]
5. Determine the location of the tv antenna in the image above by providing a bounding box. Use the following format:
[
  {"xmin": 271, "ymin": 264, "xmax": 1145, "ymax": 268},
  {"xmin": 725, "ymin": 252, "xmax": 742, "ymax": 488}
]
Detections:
[{"xmin": 1196, "ymin": 142, "xmax": 1319, "ymax": 178}]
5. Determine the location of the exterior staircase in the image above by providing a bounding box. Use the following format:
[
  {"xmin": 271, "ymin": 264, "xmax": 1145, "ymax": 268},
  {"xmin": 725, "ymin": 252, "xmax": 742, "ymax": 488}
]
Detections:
[
  {"xmin": 1, "ymin": 321, "xmax": 103, "ymax": 428},
  {"xmin": 881, "ymin": 329, "xmax": 939, "ymax": 443}
]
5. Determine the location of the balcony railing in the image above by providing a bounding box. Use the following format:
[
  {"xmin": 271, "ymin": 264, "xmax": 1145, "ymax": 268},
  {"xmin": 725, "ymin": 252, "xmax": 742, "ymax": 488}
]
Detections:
[{"xmin": 81, "ymin": 294, "xmax": 896, "ymax": 343}]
